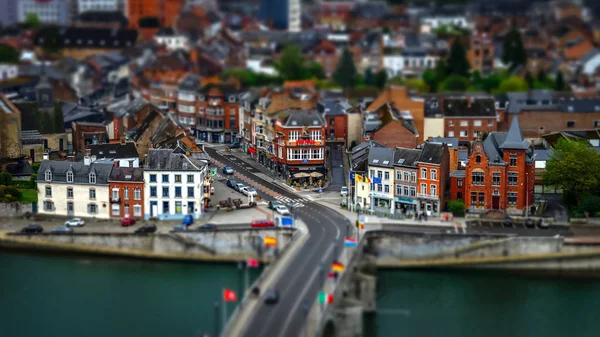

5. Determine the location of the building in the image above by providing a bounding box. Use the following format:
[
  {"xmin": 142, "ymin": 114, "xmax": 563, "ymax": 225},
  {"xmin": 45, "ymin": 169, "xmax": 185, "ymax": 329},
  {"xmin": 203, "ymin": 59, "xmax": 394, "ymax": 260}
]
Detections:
[
  {"xmin": 143, "ymin": 148, "xmax": 209, "ymax": 220},
  {"xmin": 89, "ymin": 142, "xmax": 140, "ymax": 168},
  {"xmin": 273, "ymin": 109, "xmax": 327, "ymax": 180},
  {"xmin": 0, "ymin": 0, "xmax": 18, "ymax": 26},
  {"xmin": 127, "ymin": 0, "xmax": 184, "ymax": 29},
  {"xmin": 393, "ymin": 147, "xmax": 421, "ymax": 215},
  {"xmin": 18, "ymin": 0, "xmax": 71, "ymax": 25},
  {"xmin": 108, "ymin": 167, "xmax": 144, "ymax": 219},
  {"xmin": 437, "ymin": 96, "xmax": 497, "ymax": 146},
  {"xmin": 21, "ymin": 130, "xmax": 45, "ymax": 163},
  {"xmin": 77, "ymin": 0, "xmax": 120, "ymax": 13},
  {"xmin": 153, "ymin": 27, "xmax": 190, "ymax": 51},
  {"xmin": 467, "ymin": 32, "xmax": 494, "ymax": 75},
  {"xmin": 72, "ymin": 122, "xmax": 109, "ymax": 154},
  {"xmin": 73, "ymin": 10, "xmax": 128, "ymax": 29},
  {"xmin": 0, "ymin": 93, "xmax": 22, "ymax": 159},
  {"xmin": 317, "ymin": 99, "xmax": 352, "ymax": 142},
  {"xmin": 417, "ymin": 142, "xmax": 449, "ymax": 217},
  {"xmin": 349, "ymin": 140, "xmax": 385, "ymax": 212},
  {"xmin": 195, "ymin": 85, "xmax": 240, "ymax": 143},
  {"xmin": 37, "ymin": 157, "xmax": 113, "ymax": 219},
  {"xmin": 450, "ymin": 117, "xmax": 535, "ymax": 214},
  {"xmin": 364, "ymin": 102, "xmax": 419, "ymax": 149},
  {"xmin": 259, "ymin": 0, "xmax": 290, "ymax": 30},
  {"xmin": 366, "ymin": 147, "xmax": 395, "ymax": 214}
]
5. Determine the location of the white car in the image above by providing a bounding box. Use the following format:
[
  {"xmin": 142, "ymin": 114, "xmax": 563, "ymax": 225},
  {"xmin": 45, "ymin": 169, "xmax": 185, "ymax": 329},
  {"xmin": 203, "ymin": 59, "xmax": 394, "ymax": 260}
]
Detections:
[
  {"xmin": 340, "ymin": 186, "xmax": 348, "ymax": 197},
  {"xmin": 275, "ymin": 205, "xmax": 291, "ymax": 215},
  {"xmin": 210, "ymin": 186, "xmax": 215, "ymax": 195},
  {"xmin": 64, "ymin": 218, "xmax": 85, "ymax": 227},
  {"xmin": 241, "ymin": 187, "xmax": 257, "ymax": 197}
]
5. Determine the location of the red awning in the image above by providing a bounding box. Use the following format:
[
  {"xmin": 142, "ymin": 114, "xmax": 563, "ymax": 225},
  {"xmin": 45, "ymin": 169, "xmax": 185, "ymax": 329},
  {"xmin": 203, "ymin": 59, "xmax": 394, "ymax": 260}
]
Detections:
[{"xmin": 248, "ymin": 147, "xmax": 256, "ymax": 154}]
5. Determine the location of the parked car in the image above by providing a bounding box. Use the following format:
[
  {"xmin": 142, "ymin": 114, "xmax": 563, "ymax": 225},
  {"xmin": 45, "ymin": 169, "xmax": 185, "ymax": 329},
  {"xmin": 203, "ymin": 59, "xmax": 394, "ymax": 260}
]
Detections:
[
  {"xmin": 503, "ymin": 217, "xmax": 513, "ymax": 227},
  {"xmin": 234, "ymin": 183, "xmax": 245, "ymax": 192},
  {"xmin": 64, "ymin": 218, "xmax": 85, "ymax": 227},
  {"xmin": 251, "ymin": 219, "xmax": 275, "ymax": 228},
  {"xmin": 229, "ymin": 142, "xmax": 241, "ymax": 149},
  {"xmin": 241, "ymin": 187, "xmax": 257, "ymax": 197},
  {"xmin": 51, "ymin": 226, "xmax": 73, "ymax": 234},
  {"xmin": 211, "ymin": 186, "xmax": 215, "ymax": 195},
  {"xmin": 121, "ymin": 217, "xmax": 136, "ymax": 227},
  {"xmin": 182, "ymin": 214, "xmax": 194, "ymax": 226},
  {"xmin": 525, "ymin": 218, "xmax": 535, "ymax": 228},
  {"xmin": 199, "ymin": 223, "xmax": 217, "ymax": 231},
  {"xmin": 134, "ymin": 224, "xmax": 157, "ymax": 234},
  {"xmin": 268, "ymin": 200, "xmax": 281, "ymax": 210},
  {"xmin": 340, "ymin": 186, "xmax": 348, "ymax": 197},
  {"xmin": 170, "ymin": 224, "xmax": 188, "ymax": 232},
  {"xmin": 226, "ymin": 179, "xmax": 238, "ymax": 188},
  {"xmin": 21, "ymin": 224, "xmax": 43, "ymax": 234},
  {"xmin": 275, "ymin": 205, "xmax": 291, "ymax": 216},
  {"xmin": 264, "ymin": 288, "xmax": 279, "ymax": 304},
  {"xmin": 222, "ymin": 166, "xmax": 234, "ymax": 175}
]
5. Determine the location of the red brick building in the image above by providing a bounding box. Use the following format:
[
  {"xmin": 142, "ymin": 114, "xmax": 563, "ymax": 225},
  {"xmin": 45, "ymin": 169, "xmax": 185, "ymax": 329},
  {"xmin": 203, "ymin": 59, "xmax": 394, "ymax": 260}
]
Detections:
[
  {"xmin": 108, "ymin": 167, "xmax": 144, "ymax": 219},
  {"xmin": 364, "ymin": 102, "xmax": 419, "ymax": 149},
  {"xmin": 127, "ymin": 0, "xmax": 184, "ymax": 29},
  {"xmin": 450, "ymin": 117, "xmax": 535, "ymax": 214},
  {"xmin": 273, "ymin": 110, "xmax": 327, "ymax": 179},
  {"xmin": 318, "ymin": 100, "xmax": 352, "ymax": 142},
  {"xmin": 312, "ymin": 40, "xmax": 339, "ymax": 77},
  {"xmin": 417, "ymin": 142, "xmax": 449, "ymax": 216},
  {"xmin": 439, "ymin": 96, "xmax": 498, "ymax": 146},
  {"xmin": 72, "ymin": 122, "xmax": 108, "ymax": 153},
  {"xmin": 196, "ymin": 85, "xmax": 240, "ymax": 143},
  {"xmin": 467, "ymin": 32, "xmax": 494, "ymax": 75}
]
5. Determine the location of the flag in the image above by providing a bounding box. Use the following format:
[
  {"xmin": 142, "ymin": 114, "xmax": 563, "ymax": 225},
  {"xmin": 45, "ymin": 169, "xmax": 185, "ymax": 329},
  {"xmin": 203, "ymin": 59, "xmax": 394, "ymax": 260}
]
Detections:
[
  {"xmin": 264, "ymin": 236, "xmax": 277, "ymax": 246},
  {"xmin": 318, "ymin": 291, "xmax": 334, "ymax": 304},
  {"xmin": 344, "ymin": 237, "xmax": 357, "ymax": 247},
  {"xmin": 223, "ymin": 289, "xmax": 237, "ymax": 302},
  {"xmin": 356, "ymin": 220, "xmax": 365, "ymax": 229},
  {"xmin": 331, "ymin": 261, "xmax": 345, "ymax": 272},
  {"xmin": 373, "ymin": 177, "xmax": 382, "ymax": 184},
  {"xmin": 364, "ymin": 176, "xmax": 371, "ymax": 183},
  {"xmin": 328, "ymin": 271, "xmax": 339, "ymax": 279},
  {"xmin": 247, "ymin": 258, "xmax": 259, "ymax": 267},
  {"xmin": 355, "ymin": 174, "xmax": 363, "ymax": 183}
]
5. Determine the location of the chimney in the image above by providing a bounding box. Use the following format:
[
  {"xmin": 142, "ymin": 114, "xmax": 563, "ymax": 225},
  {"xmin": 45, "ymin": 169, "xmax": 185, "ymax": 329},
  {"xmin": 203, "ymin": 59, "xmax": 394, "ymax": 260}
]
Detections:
[
  {"xmin": 43, "ymin": 152, "xmax": 49, "ymax": 161},
  {"xmin": 84, "ymin": 156, "xmax": 91, "ymax": 166}
]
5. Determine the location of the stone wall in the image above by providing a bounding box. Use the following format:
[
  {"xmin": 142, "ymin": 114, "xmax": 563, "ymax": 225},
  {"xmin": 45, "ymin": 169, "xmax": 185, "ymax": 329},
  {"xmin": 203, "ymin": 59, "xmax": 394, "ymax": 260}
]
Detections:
[{"xmin": 0, "ymin": 203, "xmax": 33, "ymax": 217}]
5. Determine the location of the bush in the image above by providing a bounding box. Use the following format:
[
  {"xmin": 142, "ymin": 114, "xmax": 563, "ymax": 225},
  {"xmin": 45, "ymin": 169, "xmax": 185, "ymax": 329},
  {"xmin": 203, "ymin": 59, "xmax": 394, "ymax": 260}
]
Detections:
[
  {"xmin": 0, "ymin": 185, "xmax": 21, "ymax": 202},
  {"xmin": 349, "ymin": 140, "xmax": 357, "ymax": 151},
  {"xmin": 0, "ymin": 172, "xmax": 12, "ymax": 186},
  {"xmin": 30, "ymin": 174, "xmax": 37, "ymax": 189},
  {"xmin": 448, "ymin": 200, "xmax": 466, "ymax": 216},
  {"xmin": 32, "ymin": 163, "xmax": 41, "ymax": 173},
  {"xmin": 582, "ymin": 194, "xmax": 600, "ymax": 216}
]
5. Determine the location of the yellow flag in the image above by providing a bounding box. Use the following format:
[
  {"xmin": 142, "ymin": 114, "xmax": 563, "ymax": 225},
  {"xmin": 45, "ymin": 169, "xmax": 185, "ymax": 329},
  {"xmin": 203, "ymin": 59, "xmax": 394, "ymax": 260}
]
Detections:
[{"xmin": 355, "ymin": 174, "xmax": 363, "ymax": 183}]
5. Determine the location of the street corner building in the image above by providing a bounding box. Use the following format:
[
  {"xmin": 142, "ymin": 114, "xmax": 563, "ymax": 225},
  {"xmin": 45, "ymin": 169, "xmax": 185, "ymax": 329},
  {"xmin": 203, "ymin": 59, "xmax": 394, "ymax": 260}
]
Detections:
[
  {"xmin": 37, "ymin": 157, "xmax": 114, "ymax": 219},
  {"xmin": 143, "ymin": 147, "xmax": 209, "ymax": 220}
]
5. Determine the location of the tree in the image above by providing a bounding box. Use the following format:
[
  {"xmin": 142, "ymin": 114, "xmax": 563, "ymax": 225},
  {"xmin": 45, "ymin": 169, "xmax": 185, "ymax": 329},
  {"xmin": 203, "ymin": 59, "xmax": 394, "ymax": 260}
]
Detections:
[
  {"xmin": 543, "ymin": 139, "xmax": 600, "ymax": 205},
  {"xmin": 525, "ymin": 71, "xmax": 535, "ymax": 89},
  {"xmin": 40, "ymin": 26, "xmax": 61, "ymax": 55},
  {"xmin": 0, "ymin": 44, "xmax": 20, "ymax": 64},
  {"xmin": 502, "ymin": 27, "xmax": 527, "ymax": 70},
  {"xmin": 0, "ymin": 172, "xmax": 12, "ymax": 186},
  {"xmin": 54, "ymin": 102, "xmax": 64, "ymax": 133},
  {"xmin": 581, "ymin": 194, "xmax": 600, "ymax": 216},
  {"xmin": 333, "ymin": 48, "xmax": 357, "ymax": 89},
  {"xmin": 440, "ymin": 75, "xmax": 469, "ymax": 92},
  {"xmin": 374, "ymin": 70, "xmax": 388, "ymax": 89},
  {"xmin": 276, "ymin": 44, "xmax": 311, "ymax": 81},
  {"xmin": 446, "ymin": 39, "xmax": 470, "ymax": 77},
  {"xmin": 23, "ymin": 13, "xmax": 40, "ymax": 29},
  {"xmin": 537, "ymin": 69, "xmax": 547, "ymax": 83},
  {"xmin": 422, "ymin": 69, "xmax": 438, "ymax": 93},
  {"xmin": 448, "ymin": 200, "xmax": 466, "ymax": 216},
  {"xmin": 495, "ymin": 76, "xmax": 529, "ymax": 94},
  {"xmin": 364, "ymin": 68, "xmax": 375, "ymax": 86},
  {"xmin": 480, "ymin": 72, "xmax": 507, "ymax": 93},
  {"xmin": 308, "ymin": 62, "xmax": 325, "ymax": 80},
  {"xmin": 404, "ymin": 78, "xmax": 429, "ymax": 93},
  {"xmin": 555, "ymin": 71, "xmax": 566, "ymax": 91}
]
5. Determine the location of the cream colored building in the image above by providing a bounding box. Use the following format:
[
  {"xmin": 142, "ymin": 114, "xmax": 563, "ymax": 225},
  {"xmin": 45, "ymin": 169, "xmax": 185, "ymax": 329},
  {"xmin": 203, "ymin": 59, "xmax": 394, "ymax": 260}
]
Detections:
[{"xmin": 423, "ymin": 116, "xmax": 445, "ymax": 141}]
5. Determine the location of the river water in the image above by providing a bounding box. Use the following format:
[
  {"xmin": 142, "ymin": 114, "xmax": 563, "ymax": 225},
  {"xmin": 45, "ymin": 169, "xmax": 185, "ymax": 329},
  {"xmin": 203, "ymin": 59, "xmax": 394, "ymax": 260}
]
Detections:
[
  {"xmin": 0, "ymin": 250, "xmax": 260, "ymax": 337},
  {"xmin": 374, "ymin": 269, "xmax": 599, "ymax": 337}
]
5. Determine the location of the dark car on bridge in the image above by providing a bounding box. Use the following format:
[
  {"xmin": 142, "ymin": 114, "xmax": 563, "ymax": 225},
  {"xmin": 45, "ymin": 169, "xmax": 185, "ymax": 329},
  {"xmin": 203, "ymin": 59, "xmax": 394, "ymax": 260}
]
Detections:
[
  {"xmin": 268, "ymin": 200, "xmax": 281, "ymax": 210},
  {"xmin": 135, "ymin": 224, "xmax": 157, "ymax": 234},
  {"xmin": 21, "ymin": 224, "xmax": 43, "ymax": 234},
  {"xmin": 198, "ymin": 223, "xmax": 217, "ymax": 231},
  {"xmin": 264, "ymin": 288, "xmax": 279, "ymax": 304},
  {"xmin": 503, "ymin": 217, "xmax": 513, "ymax": 227},
  {"xmin": 226, "ymin": 179, "xmax": 238, "ymax": 189}
]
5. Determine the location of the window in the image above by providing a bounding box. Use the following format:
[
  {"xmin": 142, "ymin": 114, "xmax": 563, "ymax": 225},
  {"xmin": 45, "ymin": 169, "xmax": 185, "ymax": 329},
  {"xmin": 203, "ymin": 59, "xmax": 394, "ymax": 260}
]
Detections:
[
  {"xmin": 478, "ymin": 192, "xmax": 485, "ymax": 205},
  {"xmin": 410, "ymin": 187, "xmax": 416, "ymax": 197},
  {"xmin": 134, "ymin": 188, "xmax": 141, "ymax": 200},
  {"xmin": 112, "ymin": 204, "xmax": 120, "ymax": 216},
  {"xmin": 150, "ymin": 186, "xmax": 157, "ymax": 197},
  {"xmin": 508, "ymin": 192, "xmax": 517, "ymax": 205},
  {"xmin": 460, "ymin": 120, "xmax": 468, "ymax": 126},
  {"xmin": 595, "ymin": 121, "xmax": 600, "ymax": 128},
  {"xmin": 162, "ymin": 187, "xmax": 169, "ymax": 197},
  {"xmin": 124, "ymin": 188, "xmax": 129, "ymax": 200},
  {"xmin": 162, "ymin": 174, "xmax": 169, "ymax": 183},
  {"xmin": 175, "ymin": 201, "xmax": 182, "ymax": 214},
  {"xmin": 492, "ymin": 172, "xmax": 501, "ymax": 186},
  {"xmin": 411, "ymin": 172, "xmax": 416, "ymax": 182},
  {"xmin": 370, "ymin": 183, "xmax": 373, "ymax": 191},
  {"xmin": 134, "ymin": 205, "xmax": 142, "ymax": 217},
  {"xmin": 89, "ymin": 172, "xmax": 96, "ymax": 184},
  {"xmin": 370, "ymin": 170, "xmax": 375, "ymax": 178},
  {"xmin": 384, "ymin": 185, "xmax": 390, "ymax": 193},
  {"xmin": 396, "ymin": 170, "xmax": 402, "ymax": 180},
  {"xmin": 430, "ymin": 184, "xmax": 436, "ymax": 196},
  {"xmin": 567, "ymin": 121, "xmax": 575, "ymax": 128},
  {"xmin": 508, "ymin": 172, "xmax": 518, "ymax": 186},
  {"xmin": 421, "ymin": 168, "xmax": 427, "ymax": 179},
  {"xmin": 44, "ymin": 200, "xmax": 53, "ymax": 211},
  {"xmin": 384, "ymin": 172, "xmax": 390, "ymax": 180},
  {"xmin": 448, "ymin": 121, "xmax": 454, "ymax": 126},
  {"xmin": 66, "ymin": 171, "xmax": 73, "ymax": 183},
  {"xmin": 475, "ymin": 154, "xmax": 481, "ymax": 164},
  {"xmin": 175, "ymin": 187, "xmax": 182, "ymax": 197},
  {"xmin": 457, "ymin": 192, "xmax": 463, "ymax": 201},
  {"xmin": 509, "ymin": 154, "xmax": 517, "ymax": 167},
  {"xmin": 67, "ymin": 188, "xmax": 73, "ymax": 199},
  {"xmin": 377, "ymin": 171, "xmax": 383, "ymax": 179},
  {"xmin": 111, "ymin": 189, "xmax": 119, "ymax": 200},
  {"xmin": 45, "ymin": 170, "xmax": 52, "ymax": 181},
  {"xmin": 396, "ymin": 184, "xmax": 402, "ymax": 195},
  {"xmin": 377, "ymin": 184, "xmax": 382, "ymax": 192},
  {"xmin": 175, "ymin": 175, "xmax": 182, "ymax": 183},
  {"xmin": 431, "ymin": 169, "xmax": 437, "ymax": 180},
  {"xmin": 187, "ymin": 175, "xmax": 194, "ymax": 183},
  {"xmin": 457, "ymin": 179, "xmax": 463, "ymax": 187},
  {"xmin": 288, "ymin": 131, "xmax": 300, "ymax": 141},
  {"xmin": 471, "ymin": 192, "xmax": 477, "ymax": 205},
  {"xmin": 89, "ymin": 189, "xmax": 96, "ymax": 199},
  {"xmin": 187, "ymin": 186, "xmax": 194, "ymax": 197},
  {"xmin": 403, "ymin": 186, "xmax": 409, "ymax": 196},
  {"xmin": 474, "ymin": 120, "xmax": 482, "ymax": 127},
  {"xmin": 88, "ymin": 204, "xmax": 97, "ymax": 214},
  {"xmin": 45, "ymin": 186, "xmax": 52, "ymax": 197},
  {"xmin": 488, "ymin": 119, "xmax": 494, "ymax": 126},
  {"xmin": 460, "ymin": 130, "xmax": 468, "ymax": 137},
  {"xmin": 311, "ymin": 130, "xmax": 322, "ymax": 141},
  {"xmin": 472, "ymin": 171, "xmax": 484, "ymax": 185},
  {"xmin": 163, "ymin": 201, "xmax": 169, "ymax": 213},
  {"xmin": 420, "ymin": 183, "xmax": 427, "ymax": 194},
  {"xmin": 150, "ymin": 174, "xmax": 157, "ymax": 182},
  {"xmin": 448, "ymin": 131, "xmax": 455, "ymax": 137},
  {"xmin": 124, "ymin": 205, "xmax": 130, "ymax": 217}
]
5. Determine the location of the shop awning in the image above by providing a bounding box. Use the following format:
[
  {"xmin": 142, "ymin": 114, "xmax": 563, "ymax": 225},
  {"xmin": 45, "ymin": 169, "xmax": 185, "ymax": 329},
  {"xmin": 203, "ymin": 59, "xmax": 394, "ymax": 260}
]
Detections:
[
  {"xmin": 248, "ymin": 147, "xmax": 256, "ymax": 154},
  {"xmin": 310, "ymin": 172, "xmax": 323, "ymax": 178},
  {"xmin": 293, "ymin": 172, "xmax": 311, "ymax": 178}
]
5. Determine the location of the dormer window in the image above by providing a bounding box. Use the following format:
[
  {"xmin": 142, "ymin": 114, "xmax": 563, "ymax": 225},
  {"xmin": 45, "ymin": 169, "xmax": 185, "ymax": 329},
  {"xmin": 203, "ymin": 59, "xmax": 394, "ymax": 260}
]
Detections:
[
  {"xmin": 89, "ymin": 172, "xmax": 96, "ymax": 184},
  {"xmin": 67, "ymin": 171, "xmax": 74, "ymax": 183},
  {"xmin": 45, "ymin": 169, "xmax": 52, "ymax": 182}
]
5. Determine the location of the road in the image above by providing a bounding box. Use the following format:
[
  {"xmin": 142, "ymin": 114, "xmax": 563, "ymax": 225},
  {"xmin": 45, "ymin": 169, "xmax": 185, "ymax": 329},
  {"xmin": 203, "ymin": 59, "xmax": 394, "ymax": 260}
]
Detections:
[
  {"xmin": 206, "ymin": 147, "xmax": 349, "ymax": 337},
  {"xmin": 325, "ymin": 142, "xmax": 345, "ymax": 192}
]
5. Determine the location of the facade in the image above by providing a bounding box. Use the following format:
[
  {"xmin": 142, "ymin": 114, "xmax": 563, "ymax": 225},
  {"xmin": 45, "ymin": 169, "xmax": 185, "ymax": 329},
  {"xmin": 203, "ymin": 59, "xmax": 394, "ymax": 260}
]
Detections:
[
  {"xmin": 18, "ymin": 0, "xmax": 71, "ymax": 25},
  {"xmin": 108, "ymin": 167, "xmax": 144, "ymax": 219},
  {"xmin": 467, "ymin": 32, "xmax": 494, "ymax": 75},
  {"xmin": 392, "ymin": 148, "xmax": 421, "ymax": 215},
  {"xmin": 366, "ymin": 147, "xmax": 395, "ymax": 214},
  {"xmin": 37, "ymin": 158, "xmax": 113, "ymax": 219},
  {"xmin": 317, "ymin": 99, "xmax": 352, "ymax": 142},
  {"xmin": 127, "ymin": 0, "xmax": 184, "ymax": 29},
  {"xmin": 0, "ymin": 0, "xmax": 18, "ymax": 26},
  {"xmin": 154, "ymin": 27, "xmax": 190, "ymax": 51},
  {"xmin": 143, "ymin": 148, "xmax": 208, "ymax": 220},
  {"xmin": 349, "ymin": 141, "xmax": 385, "ymax": 212},
  {"xmin": 417, "ymin": 142, "xmax": 449, "ymax": 216},
  {"xmin": 450, "ymin": 117, "xmax": 535, "ymax": 214},
  {"xmin": 364, "ymin": 102, "xmax": 419, "ymax": 149},
  {"xmin": 440, "ymin": 96, "xmax": 497, "ymax": 145},
  {"xmin": 78, "ymin": 0, "xmax": 120, "ymax": 13},
  {"xmin": 195, "ymin": 86, "xmax": 240, "ymax": 144}
]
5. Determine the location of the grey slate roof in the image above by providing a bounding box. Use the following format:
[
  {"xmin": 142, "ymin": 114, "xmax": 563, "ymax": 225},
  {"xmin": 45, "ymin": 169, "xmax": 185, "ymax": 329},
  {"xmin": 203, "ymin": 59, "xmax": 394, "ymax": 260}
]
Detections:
[
  {"xmin": 581, "ymin": 49, "xmax": 600, "ymax": 64},
  {"xmin": 393, "ymin": 148, "xmax": 422, "ymax": 168},
  {"xmin": 282, "ymin": 110, "xmax": 325, "ymax": 127},
  {"xmin": 90, "ymin": 142, "xmax": 139, "ymax": 159},
  {"xmin": 504, "ymin": 90, "xmax": 575, "ymax": 114},
  {"xmin": 450, "ymin": 170, "xmax": 466, "ymax": 178},
  {"xmin": 368, "ymin": 147, "xmax": 395, "ymax": 168},
  {"xmin": 558, "ymin": 99, "xmax": 600, "ymax": 113},
  {"xmin": 317, "ymin": 99, "xmax": 352, "ymax": 116},
  {"xmin": 534, "ymin": 149, "xmax": 553, "ymax": 161},
  {"xmin": 430, "ymin": 137, "xmax": 459, "ymax": 148},
  {"xmin": 37, "ymin": 160, "xmax": 113, "ymax": 185},
  {"xmin": 418, "ymin": 142, "xmax": 444, "ymax": 165},
  {"xmin": 458, "ymin": 149, "xmax": 469, "ymax": 162},
  {"xmin": 5, "ymin": 160, "xmax": 34, "ymax": 177},
  {"xmin": 351, "ymin": 141, "xmax": 385, "ymax": 172},
  {"xmin": 108, "ymin": 167, "xmax": 144, "ymax": 182},
  {"xmin": 499, "ymin": 117, "xmax": 529, "ymax": 150},
  {"xmin": 145, "ymin": 149, "xmax": 207, "ymax": 171}
]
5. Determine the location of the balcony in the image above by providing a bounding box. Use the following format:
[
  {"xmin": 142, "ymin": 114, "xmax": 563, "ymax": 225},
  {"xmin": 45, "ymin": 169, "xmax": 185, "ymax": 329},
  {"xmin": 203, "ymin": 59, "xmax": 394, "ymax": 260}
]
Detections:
[{"xmin": 417, "ymin": 193, "xmax": 438, "ymax": 200}]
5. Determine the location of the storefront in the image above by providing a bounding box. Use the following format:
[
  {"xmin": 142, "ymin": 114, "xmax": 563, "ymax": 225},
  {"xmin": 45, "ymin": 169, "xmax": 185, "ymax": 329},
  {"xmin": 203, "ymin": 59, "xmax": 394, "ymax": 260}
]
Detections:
[
  {"xmin": 286, "ymin": 165, "xmax": 326, "ymax": 180},
  {"xmin": 370, "ymin": 193, "xmax": 393, "ymax": 214},
  {"xmin": 418, "ymin": 197, "xmax": 440, "ymax": 217},
  {"xmin": 394, "ymin": 197, "xmax": 417, "ymax": 215}
]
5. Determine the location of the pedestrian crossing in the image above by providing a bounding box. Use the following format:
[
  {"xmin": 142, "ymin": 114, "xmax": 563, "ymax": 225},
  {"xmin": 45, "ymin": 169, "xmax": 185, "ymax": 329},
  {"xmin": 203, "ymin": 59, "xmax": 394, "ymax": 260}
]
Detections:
[{"xmin": 274, "ymin": 195, "xmax": 315, "ymax": 208}]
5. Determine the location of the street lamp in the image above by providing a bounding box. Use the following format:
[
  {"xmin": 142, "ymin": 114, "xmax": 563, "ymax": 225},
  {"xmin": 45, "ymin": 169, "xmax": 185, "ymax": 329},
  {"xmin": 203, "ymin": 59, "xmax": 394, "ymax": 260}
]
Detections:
[{"xmin": 526, "ymin": 172, "xmax": 529, "ymax": 217}]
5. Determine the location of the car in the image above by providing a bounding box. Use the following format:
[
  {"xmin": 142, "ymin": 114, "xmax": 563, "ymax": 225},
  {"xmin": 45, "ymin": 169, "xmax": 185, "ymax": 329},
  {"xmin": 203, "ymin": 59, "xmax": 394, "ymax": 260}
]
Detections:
[
  {"xmin": 222, "ymin": 166, "xmax": 234, "ymax": 175},
  {"xmin": 503, "ymin": 217, "xmax": 513, "ymax": 227},
  {"xmin": 199, "ymin": 223, "xmax": 217, "ymax": 231},
  {"xmin": 226, "ymin": 179, "xmax": 238, "ymax": 188},
  {"xmin": 538, "ymin": 219, "xmax": 550, "ymax": 229},
  {"xmin": 51, "ymin": 226, "xmax": 73, "ymax": 234},
  {"xmin": 340, "ymin": 186, "xmax": 348, "ymax": 197},
  {"xmin": 268, "ymin": 200, "xmax": 281, "ymax": 210},
  {"xmin": 121, "ymin": 217, "xmax": 136, "ymax": 227},
  {"xmin": 264, "ymin": 288, "xmax": 279, "ymax": 304},
  {"xmin": 134, "ymin": 224, "xmax": 157, "ymax": 234},
  {"xmin": 64, "ymin": 218, "xmax": 85, "ymax": 227},
  {"xmin": 241, "ymin": 187, "xmax": 257, "ymax": 197},
  {"xmin": 21, "ymin": 224, "xmax": 43, "ymax": 234},
  {"xmin": 275, "ymin": 205, "xmax": 291, "ymax": 216},
  {"xmin": 234, "ymin": 183, "xmax": 245, "ymax": 192},
  {"xmin": 182, "ymin": 214, "xmax": 194, "ymax": 226},
  {"xmin": 170, "ymin": 224, "xmax": 188, "ymax": 232},
  {"xmin": 210, "ymin": 186, "xmax": 215, "ymax": 195},
  {"xmin": 229, "ymin": 142, "xmax": 241, "ymax": 149},
  {"xmin": 251, "ymin": 219, "xmax": 275, "ymax": 228},
  {"xmin": 525, "ymin": 218, "xmax": 535, "ymax": 228}
]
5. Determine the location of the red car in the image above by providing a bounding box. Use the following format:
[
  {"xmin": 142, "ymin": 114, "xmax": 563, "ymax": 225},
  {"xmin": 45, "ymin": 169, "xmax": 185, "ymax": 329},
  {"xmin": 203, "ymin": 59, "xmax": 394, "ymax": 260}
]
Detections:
[
  {"xmin": 121, "ymin": 217, "xmax": 136, "ymax": 227},
  {"xmin": 251, "ymin": 219, "xmax": 275, "ymax": 228}
]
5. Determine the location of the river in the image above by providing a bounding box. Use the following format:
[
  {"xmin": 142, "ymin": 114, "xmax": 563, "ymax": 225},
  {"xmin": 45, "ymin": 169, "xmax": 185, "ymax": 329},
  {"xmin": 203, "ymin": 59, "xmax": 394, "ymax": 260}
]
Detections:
[
  {"xmin": 0, "ymin": 250, "xmax": 261, "ymax": 337},
  {"xmin": 373, "ymin": 269, "xmax": 600, "ymax": 337}
]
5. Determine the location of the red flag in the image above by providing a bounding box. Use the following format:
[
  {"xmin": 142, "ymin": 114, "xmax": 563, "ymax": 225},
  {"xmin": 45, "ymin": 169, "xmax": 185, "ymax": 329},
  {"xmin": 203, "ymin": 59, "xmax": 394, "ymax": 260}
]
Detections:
[
  {"xmin": 247, "ymin": 258, "xmax": 259, "ymax": 268},
  {"xmin": 223, "ymin": 289, "xmax": 237, "ymax": 302}
]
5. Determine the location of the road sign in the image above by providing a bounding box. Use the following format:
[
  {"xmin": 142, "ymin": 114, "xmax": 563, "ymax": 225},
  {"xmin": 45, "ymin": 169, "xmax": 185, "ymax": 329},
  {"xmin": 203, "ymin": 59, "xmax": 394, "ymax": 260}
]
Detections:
[
  {"xmin": 280, "ymin": 217, "xmax": 293, "ymax": 227},
  {"xmin": 302, "ymin": 159, "xmax": 308, "ymax": 164}
]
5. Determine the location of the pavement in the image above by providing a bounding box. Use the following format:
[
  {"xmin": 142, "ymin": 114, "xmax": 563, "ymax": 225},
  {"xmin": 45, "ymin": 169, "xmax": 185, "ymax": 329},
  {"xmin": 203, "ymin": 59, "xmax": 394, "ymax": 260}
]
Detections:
[{"xmin": 324, "ymin": 142, "xmax": 346, "ymax": 192}]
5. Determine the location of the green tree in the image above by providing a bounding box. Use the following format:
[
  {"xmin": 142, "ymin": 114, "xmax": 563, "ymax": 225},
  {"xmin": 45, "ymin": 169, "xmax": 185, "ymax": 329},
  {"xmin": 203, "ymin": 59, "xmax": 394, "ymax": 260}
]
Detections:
[
  {"xmin": 0, "ymin": 44, "xmax": 20, "ymax": 64},
  {"xmin": 543, "ymin": 139, "xmax": 600, "ymax": 205},
  {"xmin": 448, "ymin": 200, "xmax": 466, "ymax": 216},
  {"xmin": 333, "ymin": 48, "xmax": 357, "ymax": 89},
  {"xmin": 537, "ymin": 69, "xmax": 547, "ymax": 83},
  {"xmin": 581, "ymin": 194, "xmax": 600, "ymax": 216},
  {"xmin": 23, "ymin": 13, "xmax": 40, "ymax": 29},
  {"xmin": 276, "ymin": 44, "xmax": 309, "ymax": 81},
  {"xmin": 440, "ymin": 75, "xmax": 469, "ymax": 92},
  {"xmin": 404, "ymin": 78, "xmax": 429, "ymax": 93},
  {"xmin": 30, "ymin": 174, "xmax": 37, "ymax": 189},
  {"xmin": 308, "ymin": 62, "xmax": 325, "ymax": 80},
  {"xmin": 0, "ymin": 172, "xmax": 12, "ymax": 186},
  {"xmin": 54, "ymin": 102, "xmax": 64, "ymax": 133},
  {"xmin": 446, "ymin": 39, "xmax": 470, "ymax": 77},
  {"xmin": 422, "ymin": 69, "xmax": 438, "ymax": 93},
  {"xmin": 364, "ymin": 68, "xmax": 375, "ymax": 86},
  {"xmin": 40, "ymin": 26, "xmax": 62, "ymax": 55},
  {"xmin": 525, "ymin": 71, "xmax": 535, "ymax": 89},
  {"xmin": 555, "ymin": 71, "xmax": 566, "ymax": 91},
  {"xmin": 374, "ymin": 70, "xmax": 388, "ymax": 89},
  {"xmin": 480, "ymin": 72, "xmax": 506, "ymax": 93},
  {"xmin": 502, "ymin": 27, "xmax": 527, "ymax": 70},
  {"xmin": 495, "ymin": 76, "xmax": 529, "ymax": 94}
]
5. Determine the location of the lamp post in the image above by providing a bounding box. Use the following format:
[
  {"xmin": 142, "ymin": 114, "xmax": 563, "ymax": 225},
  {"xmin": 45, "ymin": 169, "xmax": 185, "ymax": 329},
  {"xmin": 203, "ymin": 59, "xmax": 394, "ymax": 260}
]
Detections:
[{"xmin": 526, "ymin": 172, "xmax": 529, "ymax": 217}]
